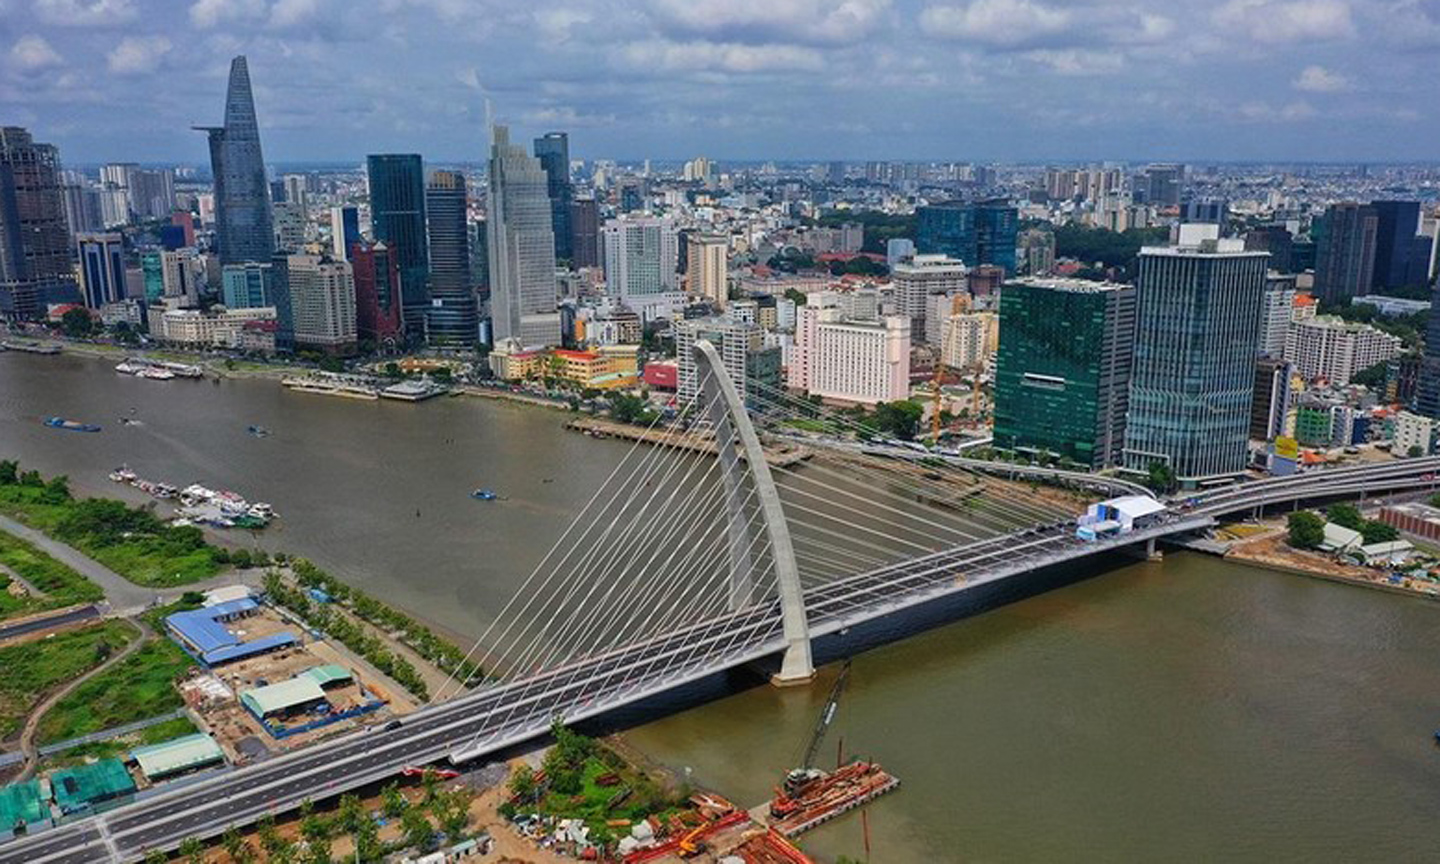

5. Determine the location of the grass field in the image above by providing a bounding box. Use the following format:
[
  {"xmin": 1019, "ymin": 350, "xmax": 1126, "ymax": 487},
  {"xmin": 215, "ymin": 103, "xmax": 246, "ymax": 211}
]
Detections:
[
  {"xmin": 0, "ymin": 529, "xmax": 105, "ymax": 621},
  {"xmin": 0, "ymin": 620, "xmax": 139, "ymax": 741},
  {"xmin": 0, "ymin": 481, "xmax": 223, "ymax": 587},
  {"xmin": 38, "ymin": 716, "xmax": 198, "ymax": 771},
  {"xmin": 36, "ymin": 632, "xmax": 195, "ymax": 745}
]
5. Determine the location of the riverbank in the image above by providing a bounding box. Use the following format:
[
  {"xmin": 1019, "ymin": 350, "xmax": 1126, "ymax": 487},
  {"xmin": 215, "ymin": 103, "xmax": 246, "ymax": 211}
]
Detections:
[
  {"xmin": 1225, "ymin": 531, "xmax": 1440, "ymax": 600},
  {"xmin": 564, "ymin": 415, "xmax": 814, "ymax": 467}
]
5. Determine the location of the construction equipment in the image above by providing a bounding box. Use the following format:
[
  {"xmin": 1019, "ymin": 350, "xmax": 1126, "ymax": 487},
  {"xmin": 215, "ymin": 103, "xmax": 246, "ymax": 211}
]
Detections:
[
  {"xmin": 930, "ymin": 363, "xmax": 944, "ymax": 441},
  {"xmin": 771, "ymin": 661, "xmax": 852, "ymax": 818}
]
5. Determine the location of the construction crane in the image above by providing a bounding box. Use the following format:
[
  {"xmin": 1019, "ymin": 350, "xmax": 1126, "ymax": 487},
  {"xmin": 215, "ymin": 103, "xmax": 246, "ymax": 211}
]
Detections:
[{"xmin": 771, "ymin": 661, "xmax": 852, "ymax": 817}]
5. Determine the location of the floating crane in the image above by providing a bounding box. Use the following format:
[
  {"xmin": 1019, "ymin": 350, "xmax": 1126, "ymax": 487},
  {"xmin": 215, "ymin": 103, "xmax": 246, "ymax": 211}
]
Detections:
[{"xmin": 771, "ymin": 661, "xmax": 852, "ymax": 818}]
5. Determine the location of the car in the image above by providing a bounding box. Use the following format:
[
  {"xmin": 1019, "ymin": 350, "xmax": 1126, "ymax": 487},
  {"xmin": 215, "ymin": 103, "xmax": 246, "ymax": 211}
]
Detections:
[{"xmin": 382, "ymin": 719, "xmax": 403, "ymax": 731}]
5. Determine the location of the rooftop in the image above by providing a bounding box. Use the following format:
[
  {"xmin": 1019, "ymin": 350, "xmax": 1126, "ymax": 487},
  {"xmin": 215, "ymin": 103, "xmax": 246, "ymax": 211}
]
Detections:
[
  {"xmin": 50, "ymin": 760, "xmax": 135, "ymax": 813},
  {"xmin": 240, "ymin": 676, "xmax": 327, "ymax": 717},
  {"xmin": 1005, "ymin": 277, "xmax": 1130, "ymax": 294},
  {"xmin": 129, "ymin": 734, "xmax": 225, "ymax": 780}
]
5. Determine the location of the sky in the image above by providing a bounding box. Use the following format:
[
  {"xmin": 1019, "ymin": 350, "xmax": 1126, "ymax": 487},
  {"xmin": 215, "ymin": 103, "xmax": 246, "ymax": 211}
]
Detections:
[{"xmin": 2, "ymin": 0, "xmax": 1439, "ymax": 165}]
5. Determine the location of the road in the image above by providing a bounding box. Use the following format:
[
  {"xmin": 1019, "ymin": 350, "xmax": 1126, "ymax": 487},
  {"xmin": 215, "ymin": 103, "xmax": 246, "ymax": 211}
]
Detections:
[
  {"xmin": 0, "ymin": 516, "xmax": 1207, "ymax": 864},
  {"xmin": 14, "ymin": 619, "xmax": 150, "ymax": 781},
  {"xmin": 0, "ymin": 605, "xmax": 99, "ymax": 642},
  {"xmin": 0, "ymin": 514, "xmax": 264, "ymax": 615}
]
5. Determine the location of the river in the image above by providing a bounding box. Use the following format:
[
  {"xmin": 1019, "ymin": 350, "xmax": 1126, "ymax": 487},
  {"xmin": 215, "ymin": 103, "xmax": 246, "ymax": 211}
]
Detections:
[{"xmin": 3, "ymin": 351, "xmax": 1439, "ymax": 862}]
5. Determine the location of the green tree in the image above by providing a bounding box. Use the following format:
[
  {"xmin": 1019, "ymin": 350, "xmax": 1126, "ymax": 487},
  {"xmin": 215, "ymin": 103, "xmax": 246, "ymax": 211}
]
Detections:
[
  {"xmin": 318, "ymin": 356, "xmax": 345, "ymax": 373},
  {"xmin": 1409, "ymin": 445, "xmax": 1425, "ymax": 458},
  {"xmin": 60, "ymin": 306, "xmax": 95, "ymax": 338},
  {"xmin": 401, "ymin": 808, "xmax": 435, "ymax": 852},
  {"xmin": 1325, "ymin": 503, "xmax": 1365, "ymax": 531},
  {"xmin": 382, "ymin": 781, "xmax": 409, "ymax": 818},
  {"xmin": 1145, "ymin": 461, "xmax": 1176, "ymax": 495},
  {"xmin": 222, "ymin": 826, "xmax": 253, "ymax": 863},
  {"xmin": 1287, "ymin": 511, "xmax": 1326, "ymax": 550},
  {"xmin": 434, "ymin": 785, "xmax": 474, "ymax": 839},
  {"xmin": 144, "ymin": 851, "xmax": 168, "ymax": 864},
  {"xmin": 0, "ymin": 459, "xmax": 17, "ymax": 485},
  {"xmin": 300, "ymin": 813, "xmax": 331, "ymax": 848},
  {"xmin": 871, "ymin": 400, "xmax": 924, "ymax": 440},
  {"xmin": 178, "ymin": 836, "xmax": 204, "ymax": 864},
  {"xmin": 1350, "ymin": 360, "xmax": 1389, "ymax": 389},
  {"xmin": 1360, "ymin": 520, "xmax": 1399, "ymax": 544},
  {"xmin": 336, "ymin": 793, "xmax": 365, "ymax": 836},
  {"xmin": 507, "ymin": 764, "xmax": 537, "ymax": 801}
]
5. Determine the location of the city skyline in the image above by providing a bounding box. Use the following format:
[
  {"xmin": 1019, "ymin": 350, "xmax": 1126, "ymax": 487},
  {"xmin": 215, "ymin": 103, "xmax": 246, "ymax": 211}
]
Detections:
[{"xmin": 3, "ymin": 1, "xmax": 1439, "ymax": 164}]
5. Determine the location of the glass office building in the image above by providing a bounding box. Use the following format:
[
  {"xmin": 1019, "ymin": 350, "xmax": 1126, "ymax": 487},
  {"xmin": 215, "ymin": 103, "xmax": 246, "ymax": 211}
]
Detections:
[
  {"xmin": 366, "ymin": 154, "xmax": 428, "ymax": 340},
  {"xmin": 916, "ymin": 199, "xmax": 1017, "ymax": 275}
]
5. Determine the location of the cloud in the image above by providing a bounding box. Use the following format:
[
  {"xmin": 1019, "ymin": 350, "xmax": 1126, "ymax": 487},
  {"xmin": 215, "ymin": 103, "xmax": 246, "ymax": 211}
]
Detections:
[
  {"xmin": 32, "ymin": 0, "xmax": 136, "ymax": 26},
  {"xmin": 1025, "ymin": 48, "xmax": 1124, "ymax": 76},
  {"xmin": 106, "ymin": 35, "xmax": 172, "ymax": 75},
  {"xmin": 1212, "ymin": 0, "xmax": 1354, "ymax": 44},
  {"xmin": 919, "ymin": 0, "xmax": 1070, "ymax": 47},
  {"xmin": 645, "ymin": 0, "xmax": 892, "ymax": 46},
  {"xmin": 9, "ymin": 35, "xmax": 64, "ymax": 73},
  {"xmin": 189, "ymin": 0, "xmax": 267, "ymax": 29},
  {"xmin": 1293, "ymin": 64, "xmax": 1351, "ymax": 92},
  {"xmin": 621, "ymin": 39, "xmax": 825, "ymax": 72},
  {"xmin": 1238, "ymin": 99, "xmax": 1318, "ymax": 122},
  {"xmin": 536, "ymin": 8, "xmax": 594, "ymax": 42},
  {"xmin": 270, "ymin": 0, "xmax": 327, "ymax": 29},
  {"xmin": 521, "ymin": 105, "xmax": 617, "ymax": 127}
]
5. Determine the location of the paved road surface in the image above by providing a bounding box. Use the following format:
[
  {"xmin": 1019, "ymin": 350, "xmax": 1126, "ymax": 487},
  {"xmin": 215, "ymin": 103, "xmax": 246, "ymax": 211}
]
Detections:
[{"xmin": 0, "ymin": 605, "xmax": 99, "ymax": 642}]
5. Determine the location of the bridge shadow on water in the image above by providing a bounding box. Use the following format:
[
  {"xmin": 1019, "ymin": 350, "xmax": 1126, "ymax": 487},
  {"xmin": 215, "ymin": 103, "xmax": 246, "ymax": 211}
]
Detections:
[{"xmin": 557, "ymin": 545, "xmax": 1146, "ymax": 745}]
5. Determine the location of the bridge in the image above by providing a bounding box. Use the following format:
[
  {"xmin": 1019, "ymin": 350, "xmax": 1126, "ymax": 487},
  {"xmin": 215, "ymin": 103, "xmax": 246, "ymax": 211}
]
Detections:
[{"xmin": 2, "ymin": 344, "xmax": 1429, "ymax": 863}]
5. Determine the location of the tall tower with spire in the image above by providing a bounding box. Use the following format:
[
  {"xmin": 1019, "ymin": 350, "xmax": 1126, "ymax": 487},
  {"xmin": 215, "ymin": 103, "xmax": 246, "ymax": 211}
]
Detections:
[{"xmin": 196, "ymin": 56, "xmax": 273, "ymax": 265}]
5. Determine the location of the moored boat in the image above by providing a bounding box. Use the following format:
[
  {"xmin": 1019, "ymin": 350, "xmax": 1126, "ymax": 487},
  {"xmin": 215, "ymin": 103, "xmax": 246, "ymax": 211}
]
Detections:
[{"xmin": 43, "ymin": 417, "xmax": 101, "ymax": 433}]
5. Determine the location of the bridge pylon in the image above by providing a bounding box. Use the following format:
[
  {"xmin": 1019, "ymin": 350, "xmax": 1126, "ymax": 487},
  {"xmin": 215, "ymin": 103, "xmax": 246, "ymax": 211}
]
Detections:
[{"xmin": 693, "ymin": 339, "xmax": 814, "ymax": 684}]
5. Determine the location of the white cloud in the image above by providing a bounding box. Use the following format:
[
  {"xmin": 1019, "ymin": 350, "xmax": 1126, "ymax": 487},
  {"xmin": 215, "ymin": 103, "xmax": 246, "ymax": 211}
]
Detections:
[
  {"xmin": 1238, "ymin": 99, "xmax": 1318, "ymax": 122},
  {"xmin": 1293, "ymin": 64, "xmax": 1351, "ymax": 92},
  {"xmin": 1136, "ymin": 13, "xmax": 1176, "ymax": 42},
  {"xmin": 1025, "ymin": 48, "xmax": 1124, "ymax": 76},
  {"xmin": 1213, "ymin": 0, "xmax": 1354, "ymax": 44},
  {"xmin": 536, "ymin": 8, "xmax": 594, "ymax": 42},
  {"xmin": 32, "ymin": 0, "xmax": 136, "ymax": 26},
  {"xmin": 270, "ymin": 0, "xmax": 326, "ymax": 29},
  {"xmin": 646, "ymin": 0, "xmax": 892, "ymax": 45},
  {"xmin": 189, "ymin": 0, "xmax": 267, "ymax": 29},
  {"xmin": 622, "ymin": 39, "xmax": 825, "ymax": 72},
  {"xmin": 9, "ymin": 35, "xmax": 64, "ymax": 73},
  {"xmin": 106, "ymin": 35, "xmax": 172, "ymax": 75},
  {"xmin": 919, "ymin": 0, "xmax": 1070, "ymax": 47},
  {"xmin": 521, "ymin": 105, "xmax": 617, "ymax": 127}
]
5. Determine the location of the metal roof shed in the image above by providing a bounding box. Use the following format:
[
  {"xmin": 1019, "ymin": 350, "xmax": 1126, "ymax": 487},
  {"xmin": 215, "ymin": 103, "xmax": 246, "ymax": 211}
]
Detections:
[
  {"xmin": 240, "ymin": 677, "xmax": 327, "ymax": 718},
  {"xmin": 0, "ymin": 780, "xmax": 47, "ymax": 832},
  {"xmin": 129, "ymin": 734, "xmax": 226, "ymax": 781},
  {"xmin": 50, "ymin": 760, "xmax": 136, "ymax": 814},
  {"xmin": 301, "ymin": 664, "xmax": 352, "ymax": 688}
]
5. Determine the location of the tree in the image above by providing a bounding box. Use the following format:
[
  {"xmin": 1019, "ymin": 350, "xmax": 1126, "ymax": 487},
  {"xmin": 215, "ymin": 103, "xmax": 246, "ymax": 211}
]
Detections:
[
  {"xmin": 1360, "ymin": 520, "xmax": 1399, "ymax": 544},
  {"xmin": 318, "ymin": 355, "xmax": 345, "ymax": 373},
  {"xmin": 1145, "ymin": 461, "xmax": 1176, "ymax": 495},
  {"xmin": 1350, "ymin": 360, "xmax": 1389, "ymax": 389},
  {"xmin": 1409, "ymin": 445, "xmax": 1425, "ymax": 458},
  {"xmin": 178, "ymin": 836, "xmax": 205, "ymax": 864},
  {"xmin": 382, "ymin": 781, "xmax": 409, "ymax": 818},
  {"xmin": 144, "ymin": 851, "xmax": 168, "ymax": 864},
  {"xmin": 336, "ymin": 793, "xmax": 365, "ymax": 836},
  {"xmin": 1287, "ymin": 511, "xmax": 1325, "ymax": 550},
  {"xmin": 222, "ymin": 826, "xmax": 254, "ymax": 863},
  {"xmin": 401, "ymin": 808, "xmax": 435, "ymax": 852},
  {"xmin": 507, "ymin": 764, "xmax": 537, "ymax": 801},
  {"xmin": 40, "ymin": 474, "xmax": 71, "ymax": 504},
  {"xmin": 871, "ymin": 400, "xmax": 924, "ymax": 440},
  {"xmin": 434, "ymin": 786, "xmax": 474, "ymax": 839},
  {"xmin": 300, "ymin": 813, "xmax": 331, "ymax": 848},
  {"xmin": 60, "ymin": 307, "xmax": 95, "ymax": 338},
  {"xmin": 0, "ymin": 460, "xmax": 17, "ymax": 485},
  {"xmin": 1325, "ymin": 503, "xmax": 1364, "ymax": 531}
]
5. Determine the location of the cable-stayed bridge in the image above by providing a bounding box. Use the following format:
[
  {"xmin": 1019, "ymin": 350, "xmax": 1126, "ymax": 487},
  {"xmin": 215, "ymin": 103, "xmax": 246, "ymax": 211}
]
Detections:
[{"xmin": 0, "ymin": 343, "xmax": 1228, "ymax": 863}]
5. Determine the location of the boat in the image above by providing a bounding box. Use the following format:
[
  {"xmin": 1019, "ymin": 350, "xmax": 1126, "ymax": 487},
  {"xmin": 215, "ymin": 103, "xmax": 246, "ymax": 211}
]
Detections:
[
  {"xmin": 43, "ymin": 417, "xmax": 101, "ymax": 433},
  {"xmin": 115, "ymin": 362, "xmax": 144, "ymax": 374},
  {"xmin": 137, "ymin": 367, "xmax": 176, "ymax": 380},
  {"xmin": 247, "ymin": 425, "xmax": 271, "ymax": 438},
  {"xmin": 108, "ymin": 467, "xmax": 137, "ymax": 483},
  {"xmin": 470, "ymin": 489, "xmax": 498, "ymax": 501},
  {"xmin": 248, "ymin": 502, "xmax": 275, "ymax": 519}
]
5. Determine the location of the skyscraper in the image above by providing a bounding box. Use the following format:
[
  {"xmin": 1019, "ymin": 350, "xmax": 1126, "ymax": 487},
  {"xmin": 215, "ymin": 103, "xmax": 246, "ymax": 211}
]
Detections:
[
  {"xmin": 570, "ymin": 197, "xmax": 600, "ymax": 268},
  {"xmin": 76, "ymin": 233, "xmax": 126, "ymax": 309},
  {"xmin": 196, "ymin": 57, "xmax": 274, "ymax": 265},
  {"xmin": 916, "ymin": 200, "xmax": 1017, "ymax": 275},
  {"xmin": 1123, "ymin": 225, "xmax": 1269, "ymax": 485},
  {"xmin": 1313, "ymin": 202, "xmax": 1377, "ymax": 304},
  {"xmin": 366, "ymin": 154, "xmax": 428, "ymax": 340},
  {"xmin": 486, "ymin": 125, "xmax": 560, "ymax": 349},
  {"xmin": 329, "ymin": 206, "xmax": 359, "ymax": 261},
  {"xmin": 285, "ymin": 253, "xmax": 356, "ymax": 354},
  {"xmin": 0, "ymin": 126, "xmax": 74, "ymax": 319},
  {"xmin": 425, "ymin": 170, "xmax": 477, "ymax": 344},
  {"xmin": 1142, "ymin": 163, "xmax": 1183, "ymax": 207},
  {"xmin": 891, "ymin": 254, "xmax": 967, "ymax": 344},
  {"xmin": 601, "ymin": 215, "xmax": 680, "ymax": 314},
  {"xmin": 993, "ymin": 278, "xmax": 1135, "ymax": 469},
  {"xmin": 533, "ymin": 132, "xmax": 573, "ymax": 261},
  {"xmin": 221, "ymin": 261, "xmax": 278, "ymax": 309},
  {"xmin": 352, "ymin": 242, "xmax": 404, "ymax": 348},
  {"xmin": 686, "ymin": 234, "xmax": 728, "ymax": 309},
  {"xmin": 1370, "ymin": 200, "xmax": 1420, "ymax": 291}
]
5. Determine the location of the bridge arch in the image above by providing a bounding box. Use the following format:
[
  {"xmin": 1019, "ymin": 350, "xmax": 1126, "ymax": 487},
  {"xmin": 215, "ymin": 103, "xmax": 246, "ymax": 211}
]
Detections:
[{"xmin": 693, "ymin": 338, "xmax": 814, "ymax": 683}]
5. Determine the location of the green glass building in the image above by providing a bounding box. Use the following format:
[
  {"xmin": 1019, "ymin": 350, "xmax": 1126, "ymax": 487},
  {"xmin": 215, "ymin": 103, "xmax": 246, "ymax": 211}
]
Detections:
[{"xmin": 993, "ymin": 278, "xmax": 1135, "ymax": 468}]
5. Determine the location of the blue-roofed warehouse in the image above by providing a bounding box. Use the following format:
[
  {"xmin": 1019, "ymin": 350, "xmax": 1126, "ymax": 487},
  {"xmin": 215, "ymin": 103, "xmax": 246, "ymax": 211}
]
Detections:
[{"xmin": 165, "ymin": 599, "xmax": 297, "ymax": 667}]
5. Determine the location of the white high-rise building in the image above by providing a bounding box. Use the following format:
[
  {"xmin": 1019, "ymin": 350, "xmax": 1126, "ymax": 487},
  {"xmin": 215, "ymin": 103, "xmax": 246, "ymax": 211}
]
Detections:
[
  {"xmin": 601, "ymin": 215, "xmax": 680, "ymax": 314},
  {"xmin": 789, "ymin": 291, "xmax": 911, "ymax": 405},
  {"xmin": 286, "ymin": 254, "xmax": 356, "ymax": 352},
  {"xmin": 674, "ymin": 315, "xmax": 761, "ymax": 404},
  {"xmin": 687, "ymin": 233, "xmax": 729, "ymax": 309},
  {"xmin": 683, "ymin": 156, "xmax": 712, "ymax": 183},
  {"xmin": 160, "ymin": 248, "xmax": 205, "ymax": 305},
  {"xmin": 282, "ymin": 174, "xmax": 308, "ymax": 219},
  {"xmin": 1259, "ymin": 274, "xmax": 1296, "ymax": 358},
  {"xmin": 487, "ymin": 125, "xmax": 561, "ymax": 349},
  {"xmin": 1284, "ymin": 315, "xmax": 1403, "ymax": 386},
  {"xmin": 891, "ymin": 254, "xmax": 966, "ymax": 344}
]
